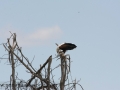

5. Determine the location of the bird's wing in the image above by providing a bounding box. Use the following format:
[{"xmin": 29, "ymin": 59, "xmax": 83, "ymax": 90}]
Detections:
[{"xmin": 59, "ymin": 43, "xmax": 76, "ymax": 50}]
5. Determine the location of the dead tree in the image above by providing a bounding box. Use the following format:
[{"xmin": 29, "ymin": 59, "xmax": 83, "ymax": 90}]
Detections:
[
  {"xmin": 1, "ymin": 32, "xmax": 84, "ymax": 90},
  {"xmin": 3, "ymin": 33, "xmax": 17, "ymax": 90}
]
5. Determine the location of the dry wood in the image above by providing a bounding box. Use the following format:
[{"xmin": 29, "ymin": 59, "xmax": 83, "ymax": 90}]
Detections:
[{"xmin": 1, "ymin": 32, "xmax": 84, "ymax": 90}]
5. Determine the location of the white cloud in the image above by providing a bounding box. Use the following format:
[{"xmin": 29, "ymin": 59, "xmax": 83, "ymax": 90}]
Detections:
[
  {"xmin": 29, "ymin": 26, "xmax": 62, "ymax": 40},
  {"xmin": 0, "ymin": 25, "xmax": 62, "ymax": 47}
]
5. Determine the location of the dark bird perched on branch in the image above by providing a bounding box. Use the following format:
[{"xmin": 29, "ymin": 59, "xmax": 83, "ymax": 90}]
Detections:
[{"xmin": 56, "ymin": 43, "xmax": 77, "ymax": 54}]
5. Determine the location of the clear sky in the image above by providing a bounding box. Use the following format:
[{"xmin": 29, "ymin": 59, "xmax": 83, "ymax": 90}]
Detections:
[{"xmin": 0, "ymin": 0, "xmax": 120, "ymax": 90}]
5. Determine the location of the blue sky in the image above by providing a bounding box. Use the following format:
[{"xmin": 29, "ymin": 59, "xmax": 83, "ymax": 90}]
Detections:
[{"xmin": 0, "ymin": 0, "xmax": 120, "ymax": 90}]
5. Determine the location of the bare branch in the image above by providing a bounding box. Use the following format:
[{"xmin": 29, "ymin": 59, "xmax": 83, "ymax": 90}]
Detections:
[
  {"xmin": 1, "ymin": 33, "xmax": 83, "ymax": 90},
  {"xmin": 47, "ymin": 55, "xmax": 52, "ymax": 90},
  {"xmin": 26, "ymin": 55, "xmax": 52, "ymax": 87}
]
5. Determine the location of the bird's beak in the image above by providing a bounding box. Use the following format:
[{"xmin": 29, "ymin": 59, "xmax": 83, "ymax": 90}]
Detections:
[{"xmin": 55, "ymin": 43, "xmax": 58, "ymax": 46}]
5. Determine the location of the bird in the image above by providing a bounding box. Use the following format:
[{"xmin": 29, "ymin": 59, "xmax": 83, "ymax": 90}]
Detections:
[{"xmin": 56, "ymin": 43, "xmax": 77, "ymax": 54}]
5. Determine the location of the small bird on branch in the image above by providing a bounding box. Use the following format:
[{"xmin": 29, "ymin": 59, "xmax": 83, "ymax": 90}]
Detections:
[{"xmin": 56, "ymin": 43, "xmax": 77, "ymax": 54}]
